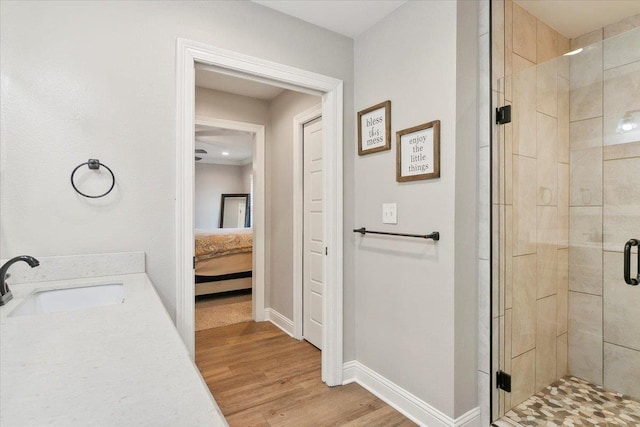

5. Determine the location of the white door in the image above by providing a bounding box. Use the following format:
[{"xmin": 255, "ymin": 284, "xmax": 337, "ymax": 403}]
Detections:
[{"xmin": 303, "ymin": 117, "xmax": 324, "ymax": 349}]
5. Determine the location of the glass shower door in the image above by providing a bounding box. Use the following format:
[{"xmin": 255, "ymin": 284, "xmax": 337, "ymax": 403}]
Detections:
[{"xmin": 494, "ymin": 26, "xmax": 640, "ymax": 423}]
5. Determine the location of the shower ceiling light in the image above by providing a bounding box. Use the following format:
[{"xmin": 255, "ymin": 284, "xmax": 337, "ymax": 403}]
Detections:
[
  {"xmin": 564, "ymin": 48, "xmax": 583, "ymax": 56},
  {"xmin": 221, "ymin": 151, "xmax": 230, "ymax": 156},
  {"xmin": 616, "ymin": 111, "xmax": 639, "ymax": 133}
]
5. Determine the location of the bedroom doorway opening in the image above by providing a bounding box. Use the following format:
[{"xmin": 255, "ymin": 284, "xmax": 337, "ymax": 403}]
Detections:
[
  {"xmin": 176, "ymin": 39, "xmax": 344, "ymax": 386},
  {"xmin": 192, "ymin": 115, "xmax": 263, "ymax": 332}
]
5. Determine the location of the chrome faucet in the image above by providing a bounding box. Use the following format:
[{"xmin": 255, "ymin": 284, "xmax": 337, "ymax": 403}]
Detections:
[{"xmin": 0, "ymin": 256, "xmax": 40, "ymax": 306}]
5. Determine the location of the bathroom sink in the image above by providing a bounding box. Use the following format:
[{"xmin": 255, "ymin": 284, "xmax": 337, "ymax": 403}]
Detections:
[{"xmin": 9, "ymin": 283, "xmax": 124, "ymax": 317}]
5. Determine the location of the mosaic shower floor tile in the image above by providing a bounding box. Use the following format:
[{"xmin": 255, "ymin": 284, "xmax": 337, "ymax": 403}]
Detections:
[{"xmin": 500, "ymin": 376, "xmax": 640, "ymax": 426}]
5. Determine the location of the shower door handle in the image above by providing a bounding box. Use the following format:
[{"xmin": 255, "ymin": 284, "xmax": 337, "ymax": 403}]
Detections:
[{"xmin": 624, "ymin": 239, "xmax": 639, "ymax": 286}]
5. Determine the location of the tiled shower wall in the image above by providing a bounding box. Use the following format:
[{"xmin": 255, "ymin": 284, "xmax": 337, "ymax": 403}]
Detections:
[
  {"xmin": 492, "ymin": 1, "xmax": 640, "ymax": 419},
  {"xmin": 567, "ymin": 19, "xmax": 640, "ymax": 399}
]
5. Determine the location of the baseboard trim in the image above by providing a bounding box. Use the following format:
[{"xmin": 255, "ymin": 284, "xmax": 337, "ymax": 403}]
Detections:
[
  {"xmin": 264, "ymin": 308, "xmax": 294, "ymax": 337},
  {"xmin": 455, "ymin": 407, "xmax": 481, "ymax": 427},
  {"xmin": 342, "ymin": 361, "xmax": 480, "ymax": 427},
  {"xmin": 342, "ymin": 360, "xmax": 357, "ymax": 385}
]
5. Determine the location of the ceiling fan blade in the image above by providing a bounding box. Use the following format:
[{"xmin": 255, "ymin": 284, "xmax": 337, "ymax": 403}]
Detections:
[
  {"xmin": 195, "ymin": 149, "xmax": 207, "ymax": 154},
  {"xmin": 195, "ymin": 156, "xmax": 202, "ymax": 161}
]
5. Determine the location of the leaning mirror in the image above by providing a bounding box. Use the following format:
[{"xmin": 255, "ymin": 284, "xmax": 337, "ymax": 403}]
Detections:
[{"xmin": 219, "ymin": 193, "xmax": 250, "ymax": 228}]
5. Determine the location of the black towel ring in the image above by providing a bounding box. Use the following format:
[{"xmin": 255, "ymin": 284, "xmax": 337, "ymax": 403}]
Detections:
[{"xmin": 70, "ymin": 159, "xmax": 115, "ymax": 198}]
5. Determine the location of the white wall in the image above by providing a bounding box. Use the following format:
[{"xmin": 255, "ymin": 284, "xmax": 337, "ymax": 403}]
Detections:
[
  {"xmin": 194, "ymin": 163, "xmax": 245, "ymax": 229},
  {"xmin": 241, "ymin": 163, "xmax": 252, "ymax": 194},
  {"xmin": 353, "ymin": 0, "xmax": 478, "ymax": 419},
  {"xmin": 0, "ymin": 1, "xmax": 355, "ymax": 358},
  {"xmin": 266, "ymin": 90, "xmax": 321, "ymax": 317},
  {"xmin": 454, "ymin": 0, "xmax": 480, "ymax": 417}
]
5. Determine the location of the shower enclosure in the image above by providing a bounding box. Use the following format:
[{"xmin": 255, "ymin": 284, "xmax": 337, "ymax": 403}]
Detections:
[{"xmin": 492, "ymin": 25, "xmax": 640, "ymax": 424}]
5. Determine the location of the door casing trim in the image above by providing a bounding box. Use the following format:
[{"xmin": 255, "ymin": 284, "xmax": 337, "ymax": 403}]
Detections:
[{"xmin": 175, "ymin": 38, "xmax": 344, "ymax": 385}]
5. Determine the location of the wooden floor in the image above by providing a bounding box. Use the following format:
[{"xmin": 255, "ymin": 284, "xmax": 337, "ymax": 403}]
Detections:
[{"xmin": 195, "ymin": 321, "xmax": 415, "ymax": 426}]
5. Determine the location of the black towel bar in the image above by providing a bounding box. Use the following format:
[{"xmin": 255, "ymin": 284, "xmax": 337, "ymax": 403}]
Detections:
[{"xmin": 353, "ymin": 227, "xmax": 439, "ymax": 241}]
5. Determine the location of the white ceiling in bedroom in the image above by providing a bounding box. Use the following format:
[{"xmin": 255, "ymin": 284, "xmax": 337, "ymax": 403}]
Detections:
[{"xmin": 195, "ymin": 124, "xmax": 253, "ymax": 166}]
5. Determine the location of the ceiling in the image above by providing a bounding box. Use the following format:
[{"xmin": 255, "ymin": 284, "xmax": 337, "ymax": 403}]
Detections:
[
  {"xmin": 252, "ymin": 0, "xmax": 408, "ymax": 38},
  {"xmin": 195, "ymin": 124, "xmax": 253, "ymax": 166},
  {"xmin": 254, "ymin": 0, "xmax": 640, "ymax": 40},
  {"xmin": 514, "ymin": 1, "xmax": 640, "ymax": 39},
  {"xmin": 195, "ymin": 67, "xmax": 284, "ymax": 101}
]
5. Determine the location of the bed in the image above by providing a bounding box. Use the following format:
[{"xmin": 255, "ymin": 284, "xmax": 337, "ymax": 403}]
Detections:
[{"xmin": 194, "ymin": 228, "xmax": 253, "ymax": 296}]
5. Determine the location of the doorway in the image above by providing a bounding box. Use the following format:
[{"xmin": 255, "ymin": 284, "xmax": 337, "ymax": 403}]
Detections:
[
  {"xmin": 193, "ymin": 117, "xmax": 265, "ymax": 324},
  {"xmin": 175, "ymin": 39, "xmax": 345, "ymax": 386}
]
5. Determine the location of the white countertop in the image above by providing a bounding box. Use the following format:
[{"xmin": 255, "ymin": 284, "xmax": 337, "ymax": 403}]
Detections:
[{"xmin": 0, "ymin": 273, "xmax": 227, "ymax": 426}]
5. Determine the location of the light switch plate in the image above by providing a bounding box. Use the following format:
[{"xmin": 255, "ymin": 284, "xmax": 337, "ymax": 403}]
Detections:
[{"xmin": 382, "ymin": 203, "xmax": 397, "ymax": 224}]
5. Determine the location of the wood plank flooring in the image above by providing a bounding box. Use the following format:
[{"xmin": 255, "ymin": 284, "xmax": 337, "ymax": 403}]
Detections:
[{"xmin": 195, "ymin": 321, "xmax": 416, "ymax": 426}]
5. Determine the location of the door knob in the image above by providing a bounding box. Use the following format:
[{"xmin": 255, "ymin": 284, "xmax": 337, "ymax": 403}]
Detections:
[{"xmin": 624, "ymin": 239, "xmax": 639, "ymax": 286}]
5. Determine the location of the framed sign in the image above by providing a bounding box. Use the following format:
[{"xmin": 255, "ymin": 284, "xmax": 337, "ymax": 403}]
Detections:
[
  {"xmin": 396, "ymin": 120, "xmax": 440, "ymax": 182},
  {"xmin": 357, "ymin": 100, "xmax": 391, "ymax": 155}
]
